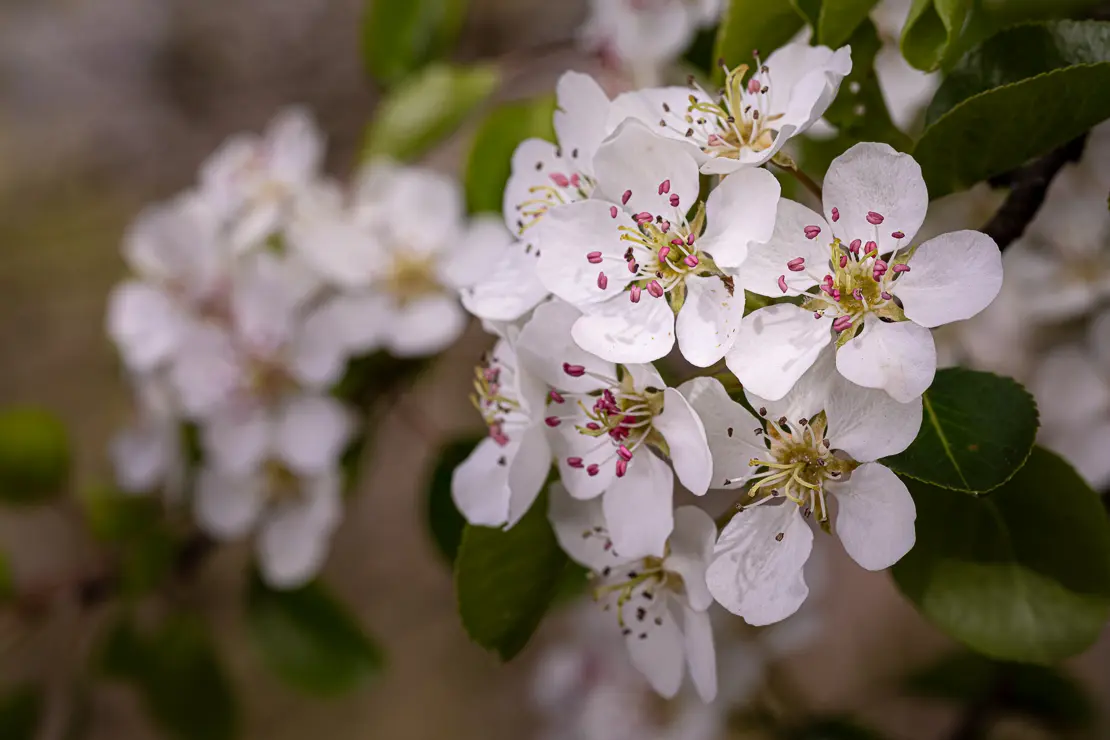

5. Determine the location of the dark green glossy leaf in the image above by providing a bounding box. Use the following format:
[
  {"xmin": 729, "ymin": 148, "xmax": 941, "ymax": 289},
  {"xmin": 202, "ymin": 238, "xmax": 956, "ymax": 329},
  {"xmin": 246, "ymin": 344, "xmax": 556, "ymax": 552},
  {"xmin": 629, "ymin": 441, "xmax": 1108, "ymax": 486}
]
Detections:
[
  {"xmin": 0, "ymin": 406, "xmax": 69, "ymax": 505},
  {"xmin": 714, "ymin": 0, "xmax": 805, "ymax": 83},
  {"xmin": 361, "ymin": 0, "xmax": 468, "ymax": 85},
  {"xmin": 100, "ymin": 616, "xmax": 238, "ymax": 740},
  {"xmin": 892, "ymin": 447, "xmax": 1110, "ymax": 664},
  {"xmin": 906, "ymin": 652, "xmax": 1094, "ymax": 730},
  {"xmin": 362, "ymin": 63, "xmax": 499, "ymax": 162},
  {"xmin": 900, "ymin": 0, "xmax": 972, "ymax": 72},
  {"xmin": 882, "ymin": 368, "xmax": 1038, "ymax": 494},
  {"xmin": 818, "ymin": 0, "xmax": 881, "ymax": 48},
  {"xmin": 455, "ymin": 487, "xmax": 567, "ymax": 660},
  {"xmin": 0, "ymin": 686, "xmax": 42, "ymax": 740},
  {"xmin": 914, "ymin": 20, "xmax": 1110, "ymax": 198},
  {"xmin": 464, "ymin": 96, "xmax": 556, "ymax": 214},
  {"xmin": 247, "ymin": 574, "xmax": 385, "ymax": 696},
  {"xmin": 425, "ymin": 437, "xmax": 482, "ymax": 563}
]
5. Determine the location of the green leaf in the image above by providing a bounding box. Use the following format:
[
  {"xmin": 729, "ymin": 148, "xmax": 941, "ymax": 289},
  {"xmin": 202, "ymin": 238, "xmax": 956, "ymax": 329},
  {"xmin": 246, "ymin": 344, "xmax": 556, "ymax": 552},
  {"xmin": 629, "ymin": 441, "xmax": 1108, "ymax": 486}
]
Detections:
[
  {"xmin": 892, "ymin": 447, "xmax": 1110, "ymax": 664},
  {"xmin": 881, "ymin": 368, "xmax": 1038, "ymax": 494},
  {"xmin": 455, "ymin": 487, "xmax": 567, "ymax": 660},
  {"xmin": 425, "ymin": 437, "xmax": 482, "ymax": 563},
  {"xmin": 714, "ymin": 0, "xmax": 805, "ymax": 83},
  {"xmin": 906, "ymin": 652, "xmax": 1094, "ymax": 731},
  {"xmin": 247, "ymin": 574, "xmax": 385, "ymax": 696},
  {"xmin": 361, "ymin": 0, "xmax": 468, "ymax": 85},
  {"xmin": 900, "ymin": 0, "xmax": 972, "ymax": 72},
  {"xmin": 0, "ymin": 406, "xmax": 69, "ymax": 505},
  {"xmin": 81, "ymin": 485, "xmax": 179, "ymax": 597},
  {"xmin": 362, "ymin": 63, "xmax": 499, "ymax": 163},
  {"xmin": 0, "ymin": 686, "xmax": 43, "ymax": 740},
  {"xmin": 818, "ymin": 0, "xmax": 881, "ymax": 48},
  {"xmin": 100, "ymin": 616, "xmax": 238, "ymax": 740},
  {"xmin": 464, "ymin": 96, "xmax": 556, "ymax": 214},
  {"xmin": 914, "ymin": 20, "xmax": 1110, "ymax": 198}
]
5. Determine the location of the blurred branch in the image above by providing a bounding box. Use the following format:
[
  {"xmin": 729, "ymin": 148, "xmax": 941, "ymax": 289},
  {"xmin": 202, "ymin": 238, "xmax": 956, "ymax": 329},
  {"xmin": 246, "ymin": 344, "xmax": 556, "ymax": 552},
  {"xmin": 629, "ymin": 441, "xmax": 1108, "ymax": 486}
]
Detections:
[{"xmin": 983, "ymin": 135, "xmax": 1087, "ymax": 251}]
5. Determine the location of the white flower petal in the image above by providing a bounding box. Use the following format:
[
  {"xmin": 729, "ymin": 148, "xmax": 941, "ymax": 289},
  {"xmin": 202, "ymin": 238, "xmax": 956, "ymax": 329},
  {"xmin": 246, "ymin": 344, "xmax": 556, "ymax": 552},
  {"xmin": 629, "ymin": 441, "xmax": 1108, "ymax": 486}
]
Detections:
[
  {"xmin": 606, "ymin": 87, "xmax": 705, "ymax": 151},
  {"xmin": 459, "ymin": 242, "xmax": 547, "ymax": 322},
  {"xmin": 602, "ymin": 451, "xmax": 674, "ymax": 559},
  {"xmin": 517, "ymin": 299, "xmax": 616, "ymax": 395},
  {"xmin": 502, "ymin": 138, "xmax": 569, "ymax": 236},
  {"xmin": 836, "ymin": 318, "xmax": 936, "ymax": 403},
  {"xmin": 380, "ymin": 294, "xmax": 467, "ymax": 357},
  {"xmin": 122, "ymin": 194, "xmax": 222, "ymax": 290},
  {"xmin": 572, "ymin": 293, "xmax": 676, "ymax": 364},
  {"xmin": 727, "ymin": 303, "xmax": 832, "ymax": 401},
  {"xmin": 194, "ymin": 468, "xmax": 263, "ymax": 540},
  {"xmin": 232, "ymin": 253, "xmax": 303, "ymax": 355},
  {"xmin": 549, "ymin": 481, "xmax": 631, "ymax": 570},
  {"xmin": 274, "ymin": 395, "xmax": 354, "ymax": 475},
  {"xmin": 553, "ymin": 71, "xmax": 611, "ymax": 174},
  {"xmin": 676, "ymin": 275, "xmax": 746, "ymax": 367},
  {"xmin": 681, "ymin": 605, "xmax": 718, "ymax": 703},
  {"xmin": 678, "ymin": 377, "xmax": 766, "ymax": 490},
  {"xmin": 666, "ymin": 506, "xmax": 716, "ymax": 611},
  {"xmin": 827, "ymin": 376, "xmax": 923, "ymax": 461},
  {"xmin": 257, "ymin": 472, "xmax": 341, "ymax": 589},
  {"xmin": 1040, "ymin": 421, "xmax": 1110, "ymax": 491},
  {"xmin": 764, "ymin": 43, "xmax": 852, "ymax": 134},
  {"xmin": 1031, "ymin": 345, "xmax": 1110, "ymax": 427},
  {"xmin": 506, "ymin": 423, "xmax": 553, "ymax": 527},
  {"xmin": 739, "ymin": 200, "xmax": 830, "ymax": 296},
  {"xmin": 354, "ymin": 162, "xmax": 463, "ymax": 252},
  {"xmin": 697, "ymin": 167, "xmax": 781, "ymax": 270},
  {"xmin": 707, "ymin": 502, "xmax": 812, "ymax": 625},
  {"xmin": 824, "ymin": 142, "xmax": 928, "ymax": 252},
  {"xmin": 111, "ymin": 421, "xmax": 175, "ymax": 493},
  {"xmin": 537, "ymin": 200, "xmax": 639, "ymax": 306},
  {"xmin": 895, "ymin": 230, "xmax": 1003, "ymax": 328},
  {"xmin": 745, "ymin": 346, "xmax": 837, "ymax": 426},
  {"xmin": 451, "ymin": 437, "xmax": 513, "ymax": 527},
  {"xmin": 624, "ymin": 601, "xmax": 685, "ymax": 699},
  {"xmin": 832, "ymin": 463, "xmax": 916, "ymax": 571},
  {"xmin": 551, "ymin": 421, "xmax": 619, "ymax": 501},
  {"xmin": 169, "ymin": 323, "xmax": 245, "ymax": 419},
  {"xmin": 288, "ymin": 213, "xmax": 379, "ymax": 289},
  {"xmin": 286, "ymin": 299, "xmax": 362, "ymax": 388},
  {"xmin": 653, "ymin": 388, "xmax": 712, "ymax": 495},
  {"xmin": 442, "ymin": 216, "xmax": 515, "ymax": 289},
  {"xmin": 265, "ymin": 107, "xmax": 324, "ymax": 185},
  {"xmin": 106, "ymin": 282, "xmax": 184, "ymax": 372},
  {"xmin": 593, "ymin": 118, "xmax": 701, "ymax": 220},
  {"xmin": 202, "ymin": 404, "xmax": 271, "ymax": 474}
]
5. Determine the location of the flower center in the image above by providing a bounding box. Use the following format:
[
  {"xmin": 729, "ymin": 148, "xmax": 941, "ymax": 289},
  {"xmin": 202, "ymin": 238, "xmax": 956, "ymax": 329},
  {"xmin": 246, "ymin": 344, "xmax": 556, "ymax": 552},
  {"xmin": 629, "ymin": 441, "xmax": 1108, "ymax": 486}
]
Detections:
[
  {"xmin": 654, "ymin": 62, "xmax": 782, "ymax": 161},
  {"xmin": 741, "ymin": 409, "xmax": 855, "ymax": 522},
  {"xmin": 512, "ymin": 152, "xmax": 595, "ymax": 235},
  {"xmin": 581, "ymin": 526, "xmax": 676, "ymax": 638},
  {"xmin": 264, "ymin": 459, "xmax": 302, "ymax": 503},
  {"xmin": 384, "ymin": 253, "xmax": 443, "ymax": 305},
  {"xmin": 545, "ymin": 365, "xmax": 666, "ymax": 478},
  {"xmin": 470, "ymin": 351, "xmax": 522, "ymax": 447}
]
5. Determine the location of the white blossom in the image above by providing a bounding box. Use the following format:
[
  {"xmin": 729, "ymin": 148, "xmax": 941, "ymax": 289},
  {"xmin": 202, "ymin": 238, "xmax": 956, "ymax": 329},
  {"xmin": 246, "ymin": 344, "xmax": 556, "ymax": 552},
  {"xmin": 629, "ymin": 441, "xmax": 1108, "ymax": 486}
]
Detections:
[
  {"xmin": 549, "ymin": 482, "xmax": 718, "ymax": 701},
  {"xmin": 609, "ymin": 41, "xmax": 851, "ymax": 173},
  {"xmin": 681, "ymin": 350, "xmax": 920, "ymax": 624},
  {"xmin": 731, "ymin": 142, "xmax": 1003, "ymax": 403},
  {"xmin": 518, "ymin": 300, "xmax": 712, "ymax": 558},
  {"xmin": 578, "ymin": 0, "xmax": 722, "ymax": 87},
  {"xmin": 537, "ymin": 119, "xmax": 780, "ymax": 365},
  {"xmin": 110, "ymin": 375, "xmax": 184, "ymax": 496},
  {"xmin": 451, "ymin": 328, "xmax": 552, "ymax": 528}
]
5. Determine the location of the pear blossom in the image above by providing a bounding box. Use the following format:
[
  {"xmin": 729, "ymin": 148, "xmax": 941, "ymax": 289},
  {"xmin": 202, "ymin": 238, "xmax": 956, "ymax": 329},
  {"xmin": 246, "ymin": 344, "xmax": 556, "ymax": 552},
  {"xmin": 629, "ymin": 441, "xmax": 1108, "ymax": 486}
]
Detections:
[
  {"xmin": 681, "ymin": 350, "xmax": 920, "ymax": 624},
  {"xmin": 110, "ymin": 375, "xmax": 184, "ymax": 496},
  {"xmin": 450, "ymin": 329, "xmax": 552, "ymax": 528},
  {"xmin": 549, "ymin": 482, "xmax": 718, "ymax": 701},
  {"xmin": 609, "ymin": 41, "xmax": 851, "ymax": 173},
  {"xmin": 469, "ymin": 72, "xmax": 614, "ymax": 323},
  {"xmin": 730, "ymin": 142, "xmax": 1003, "ymax": 402},
  {"xmin": 518, "ymin": 300, "xmax": 712, "ymax": 558},
  {"xmin": 579, "ymin": 0, "xmax": 722, "ymax": 87},
  {"xmin": 198, "ymin": 107, "xmax": 326, "ymax": 252},
  {"xmin": 290, "ymin": 161, "xmax": 505, "ymax": 357},
  {"xmin": 871, "ymin": 0, "xmax": 940, "ymax": 133},
  {"xmin": 538, "ymin": 119, "xmax": 780, "ymax": 365},
  {"xmin": 195, "ymin": 393, "xmax": 354, "ymax": 588}
]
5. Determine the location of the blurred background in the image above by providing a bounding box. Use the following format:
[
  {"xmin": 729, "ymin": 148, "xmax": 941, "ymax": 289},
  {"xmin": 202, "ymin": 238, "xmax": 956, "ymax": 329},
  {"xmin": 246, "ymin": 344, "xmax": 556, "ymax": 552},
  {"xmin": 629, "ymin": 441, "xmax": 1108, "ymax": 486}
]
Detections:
[{"xmin": 0, "ymin": 0, "xmax": 1107, "ymax": 738}]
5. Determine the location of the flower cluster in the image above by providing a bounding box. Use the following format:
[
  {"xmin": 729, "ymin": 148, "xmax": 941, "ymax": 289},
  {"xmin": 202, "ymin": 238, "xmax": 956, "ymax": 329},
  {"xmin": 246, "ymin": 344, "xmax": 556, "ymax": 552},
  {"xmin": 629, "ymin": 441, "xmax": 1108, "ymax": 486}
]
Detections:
[
  {"xmin": 107, "ymin": 109, "xmax": 512, "ymax": 587},
  {"xmin": 453, "ymin": 50, "xmax": 1003, "ymax": 700}
]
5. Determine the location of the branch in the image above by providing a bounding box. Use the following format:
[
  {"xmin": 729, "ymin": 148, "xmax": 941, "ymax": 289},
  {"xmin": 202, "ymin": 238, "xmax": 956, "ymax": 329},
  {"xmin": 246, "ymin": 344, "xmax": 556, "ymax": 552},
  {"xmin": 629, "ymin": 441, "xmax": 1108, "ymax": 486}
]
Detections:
[{"xmin": 983, "ymin": 135, "xmax": 1087, "ymax": 251}]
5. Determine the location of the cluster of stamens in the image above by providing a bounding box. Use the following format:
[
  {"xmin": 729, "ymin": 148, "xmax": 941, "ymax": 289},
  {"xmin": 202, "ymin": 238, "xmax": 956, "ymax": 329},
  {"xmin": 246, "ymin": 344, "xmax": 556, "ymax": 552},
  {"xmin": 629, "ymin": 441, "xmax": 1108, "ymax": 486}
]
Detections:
[
  {"xmin": 586, "ymin": 180, "xmax": 715, "ymax": 304},
  {"xmin": 470, "ymin": 353, "xmax": 519, "ymax": 447},
  {"xmin": 732, "ymin": 408, "xmax": 853, "ymax": 524},
  {"xmin": 654, "ymin": 53, "xmax": 782, "ymax": 162},
  {"xmin": 582, "ymin": 525, "xmax": 671, "ymax": 638},
  {"xmin": 545, "ymin": 364, "xmax": 660, "ymax": 478},
  {"xmin": 776, "ymin": 209, "xmax": 914, "ymax": 336},
  {"xmin": 513, "ymin": 148, "xmax": 595, "ymax": 235}
]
